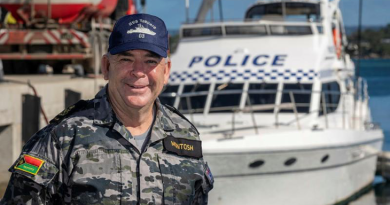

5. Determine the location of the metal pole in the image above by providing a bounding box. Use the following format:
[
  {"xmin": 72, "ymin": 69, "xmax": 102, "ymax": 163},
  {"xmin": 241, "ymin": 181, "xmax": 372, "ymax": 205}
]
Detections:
[
  {"xmin": 358, "ymin": 78, "xmax": 363, "ymax": 130},
  {"xmin": 289, "ymin": 92, "xmax": 301, "ymax": 130},
  {"xmin": 321, "ymin": 92, "xmax": 328, "ymax": 129},
  {"xmin": 356, "ymin": 0, "xmax": 363, "ymax": 79},
  {"xmin": 282, "ymin": 0, "xmax": 286, "ymax": 20},
  {"xmin": 47, "ymin": 0, "xmax": 51, "ymax": 22},
  {"xmin": 141, "ymin": 0, "xmax": 146, "ymax": 13},
  {"xmin": 342, "ymin": 93, "xmax": 345, "ymax": 129},
  {"xmin": 210, "ymin": 2, "xmax": 214, "ymax": 22},
  {"xmin": 185, "ymin": 96, "xmax": 194, "ymax": 123},
  {"xmin": 186, "ymin": 0, "xmax": 190, "ymax": 23},
  {"xmin": 30, "ymin": 0, "xmax": 35, "ymax": 22},
  {"xmin": 232, "ymin": 110, "xmax": 235, "ymax": 136},
  {"xmin": 246, "ymin": 95, "xmax": 259, "ymax": 134},
  {"xmin": 218, "ymin": 0, "xmax": 223, "ymax": 22}
]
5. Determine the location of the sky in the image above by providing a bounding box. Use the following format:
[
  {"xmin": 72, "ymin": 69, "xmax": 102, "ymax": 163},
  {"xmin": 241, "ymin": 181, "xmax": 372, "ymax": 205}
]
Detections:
[{"xmin": 143, "ymin": 0, "xmax": 390, "ymax": 31}]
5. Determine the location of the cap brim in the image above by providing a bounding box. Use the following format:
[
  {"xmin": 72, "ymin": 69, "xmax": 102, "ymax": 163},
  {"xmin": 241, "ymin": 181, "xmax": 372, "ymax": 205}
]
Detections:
[{"xmin": 109, "ymin": 42, "xmax": 167, "ymax": 58}]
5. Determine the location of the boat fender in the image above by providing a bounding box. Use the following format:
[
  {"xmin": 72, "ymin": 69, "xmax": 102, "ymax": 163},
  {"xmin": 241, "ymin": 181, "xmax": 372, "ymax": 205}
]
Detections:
[
  {"xmin": 164, "ymin": 104, "xmax": 200, "ymax": 135},
  {"xmin": 332, "ymin": 27, "xmax": 342, "ymax": 59}
]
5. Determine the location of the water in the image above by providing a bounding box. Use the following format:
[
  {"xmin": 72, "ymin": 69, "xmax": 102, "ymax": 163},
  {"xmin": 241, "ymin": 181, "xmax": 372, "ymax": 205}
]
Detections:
[{"xmin": 350, "ymin": 59, "xmax": 390, "ymax": 205}]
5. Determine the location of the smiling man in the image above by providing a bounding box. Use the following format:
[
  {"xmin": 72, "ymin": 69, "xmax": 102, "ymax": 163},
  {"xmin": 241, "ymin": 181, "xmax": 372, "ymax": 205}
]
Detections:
[{"xmin": 0, "ymin": 14, "xmax": 213, "ymax": 205}]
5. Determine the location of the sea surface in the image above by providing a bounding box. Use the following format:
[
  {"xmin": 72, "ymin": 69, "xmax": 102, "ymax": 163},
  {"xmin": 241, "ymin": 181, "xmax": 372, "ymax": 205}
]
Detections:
[{"xmin": 349, "ymin": 59, "xmax": 390, "ymax": 205}]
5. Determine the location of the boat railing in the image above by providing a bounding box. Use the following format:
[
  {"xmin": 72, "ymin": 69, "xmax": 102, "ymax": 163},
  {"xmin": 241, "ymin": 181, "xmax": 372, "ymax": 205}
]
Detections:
[{"xmin": 160, "ymin": 81, "xmax": 371, "ymax": 134}]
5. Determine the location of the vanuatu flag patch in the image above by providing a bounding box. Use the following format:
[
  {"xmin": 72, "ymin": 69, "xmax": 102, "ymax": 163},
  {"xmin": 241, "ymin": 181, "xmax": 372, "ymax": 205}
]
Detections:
[{"xmin": 14, "ymin": 155, "xmax": 45, "ymax": 175}]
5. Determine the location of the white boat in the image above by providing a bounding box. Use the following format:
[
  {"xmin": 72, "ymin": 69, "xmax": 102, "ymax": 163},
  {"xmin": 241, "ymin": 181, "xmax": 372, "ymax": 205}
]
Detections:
[{"xmin": 160, "ymin": 0, "xmax": 384, "ymax": 204}]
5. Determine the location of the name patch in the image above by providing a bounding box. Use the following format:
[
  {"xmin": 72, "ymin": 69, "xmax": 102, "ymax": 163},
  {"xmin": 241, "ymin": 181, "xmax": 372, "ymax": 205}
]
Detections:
[
  {"xmin": 14, "ymin": 155, "xmax": 45, "ymax": 175},
  {"xmin": 163, "ymin": 136, "xmax": 202, "ymax": 159}
]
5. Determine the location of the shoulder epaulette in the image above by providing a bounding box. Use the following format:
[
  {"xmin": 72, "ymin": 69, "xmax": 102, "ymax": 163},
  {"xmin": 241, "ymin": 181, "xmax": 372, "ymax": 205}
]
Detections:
[
  {"xmin": 50, "ymin": 100, "xmax": 90, "ymax": 125},
  {"xmin": 164, "ymin": 104, "xmax": 200, "ymax": 135}
]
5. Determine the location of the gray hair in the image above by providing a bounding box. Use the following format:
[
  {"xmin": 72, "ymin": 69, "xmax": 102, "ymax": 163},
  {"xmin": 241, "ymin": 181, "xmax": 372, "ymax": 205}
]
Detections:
[{"xmin": 105, "ymin": 53, "xmax": 169, "ymax": 64}]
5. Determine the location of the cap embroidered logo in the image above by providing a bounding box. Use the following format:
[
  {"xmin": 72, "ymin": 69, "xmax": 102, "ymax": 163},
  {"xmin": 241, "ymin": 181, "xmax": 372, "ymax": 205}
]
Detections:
[{"xmin": 127, "ymin": 24, "xmax": 156, "ymax": 36}]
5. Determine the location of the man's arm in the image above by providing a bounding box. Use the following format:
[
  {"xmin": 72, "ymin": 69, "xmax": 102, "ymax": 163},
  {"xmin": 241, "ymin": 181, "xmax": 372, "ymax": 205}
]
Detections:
[
  {"xmin": 192, "ymin": 161, "xmax": 214, "ymax": 205},
  {"xmin": 1, "ymin": 174, "xmax": 49, "ymax": 205},
  {"xmin": 1, "ymin": 127, "xmax": 61, "ymax": 205}
]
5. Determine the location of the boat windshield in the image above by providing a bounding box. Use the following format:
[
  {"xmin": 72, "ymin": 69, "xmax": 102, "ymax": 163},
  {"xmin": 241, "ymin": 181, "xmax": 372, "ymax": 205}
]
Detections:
[
  {"xmin": 280, "ymin": 83, "xmax": 312, "ymax": 113},
  {"xmin": 270, "ymin": 25, "xmax": 312, "ymax": 35},
  {"xmin": 247, "ymin": 83, "xmax": 278, "ymax": 113},
  {"xmin": 210, "ymin": 83, "xmax": 244, "ymax": 113},
  {"xmin": 320, "ymin": 81, "xmax": 341, "ymax": 115},
  {"xmin": 182, "ymin": 24, "xmax": 315, "ymax": 38},
  {"xmin": 182, "ymin": 27, "xmax": 223, "ymax": 38},
  {"xmin": 225, "ymin": 25, "xmax": 267, "ymax": 35},
  {"xmin": 245, "ymin": 2, "xmax": 321, "ymax": 22},
  {"xmin": 159, "ymin": 82, "xmax": 313, "ymax": 114}
]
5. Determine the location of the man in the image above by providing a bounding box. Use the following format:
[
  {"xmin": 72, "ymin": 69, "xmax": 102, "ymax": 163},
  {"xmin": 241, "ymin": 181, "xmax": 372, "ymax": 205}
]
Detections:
[{"xmin": 0, "ymin": 14, "xmax": 213, "ymax": 205}]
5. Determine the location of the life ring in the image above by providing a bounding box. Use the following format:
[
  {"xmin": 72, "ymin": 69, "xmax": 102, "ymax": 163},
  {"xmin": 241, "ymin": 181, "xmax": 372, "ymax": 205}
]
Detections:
[{"xmin": 332, "ymin": 27, "xmax": 342, "ymax": 59}]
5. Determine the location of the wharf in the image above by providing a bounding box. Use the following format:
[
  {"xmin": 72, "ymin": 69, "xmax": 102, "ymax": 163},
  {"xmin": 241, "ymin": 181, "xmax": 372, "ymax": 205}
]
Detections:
[
  {"xmin": 0, "ymin": 75, "xmax": 106, "ymax": 198},
  {"xmin": 377, "ymin": 151, "xmax": 390, "ymax": 180}
]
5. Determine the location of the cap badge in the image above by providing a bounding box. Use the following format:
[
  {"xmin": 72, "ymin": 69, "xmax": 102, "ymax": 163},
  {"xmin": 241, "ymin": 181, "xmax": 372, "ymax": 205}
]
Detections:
[{"xmin": 127, "ymin": 24, "xmax": 156, "ymax": 36}]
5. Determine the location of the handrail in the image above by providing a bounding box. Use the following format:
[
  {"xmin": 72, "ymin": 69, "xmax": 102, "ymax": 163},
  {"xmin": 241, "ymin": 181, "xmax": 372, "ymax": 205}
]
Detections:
[
  {"xmin": 246, "ymin": 95, "xmax": 259, "ymax": 134},
  {"xmin": 159, "ymin": 81, "xmax": 372, "ymax": 131},
  {"xmin": 321, "ymin": 92, "xmax": 328, "ymax": 129},
  {"xmin": 289, "ymin": 91, "xmax": 301, "ymax": 130},
  {"xmin": 162, "ymin": 89, "xmax": 347, "ymax": 114}
]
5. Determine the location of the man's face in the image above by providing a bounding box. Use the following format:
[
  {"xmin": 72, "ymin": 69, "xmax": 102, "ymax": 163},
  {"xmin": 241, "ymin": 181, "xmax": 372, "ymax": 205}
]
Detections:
[{"xmin": 102, "ymin": 49, "xmax": 171, "ymax": 110}]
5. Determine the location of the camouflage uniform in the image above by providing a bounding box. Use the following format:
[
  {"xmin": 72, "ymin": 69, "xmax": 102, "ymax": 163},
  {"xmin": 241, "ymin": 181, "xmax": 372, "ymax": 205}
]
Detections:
[{"xmin": 0, "ymin": 86, "xmax": 213, "ymax": 205}]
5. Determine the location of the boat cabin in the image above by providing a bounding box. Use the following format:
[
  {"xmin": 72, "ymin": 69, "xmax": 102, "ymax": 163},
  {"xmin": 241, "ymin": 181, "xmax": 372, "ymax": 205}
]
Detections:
[
  {"xmin": 160, "ymin": 81, "xmax": 342, "ymax": 116},
  {"xmin": 166, "ymin": 0, "xmax": 361, "ymax": 130}
]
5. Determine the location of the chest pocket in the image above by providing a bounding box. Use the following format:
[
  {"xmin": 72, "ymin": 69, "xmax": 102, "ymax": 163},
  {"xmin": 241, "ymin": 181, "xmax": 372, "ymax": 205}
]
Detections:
[
  {"xmin": 70, "ymin": 150, "xmax": 121, "ymax": 205},
  {"xmin": 158, "ymin": 153, "xmax": 204, "ymax": 205}
]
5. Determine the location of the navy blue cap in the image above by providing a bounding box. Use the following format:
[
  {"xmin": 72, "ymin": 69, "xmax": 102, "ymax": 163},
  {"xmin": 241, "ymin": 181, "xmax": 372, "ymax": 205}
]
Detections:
[{"xmin": 108, "ymin": 14, "xmax": 168, "ymax": 58}]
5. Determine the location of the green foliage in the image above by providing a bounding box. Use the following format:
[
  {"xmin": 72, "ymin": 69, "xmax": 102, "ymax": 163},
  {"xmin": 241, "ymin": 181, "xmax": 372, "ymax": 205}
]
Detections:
[{"xmin": 347, "ymin": 24, "xmax": 390, "ymax": 58}]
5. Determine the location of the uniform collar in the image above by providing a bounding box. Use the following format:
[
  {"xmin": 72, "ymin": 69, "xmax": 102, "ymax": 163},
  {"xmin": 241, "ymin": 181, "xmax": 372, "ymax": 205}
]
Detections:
[
  {"xmin": 92, "ymin": 85, "xmax": 115, "ymax": 126},
  {"xmin": 154, "ymin": 98, "xmax": 175, "ymax": 132},
  {"xmin": 92, "ymin": 84, "xmax": 176, "ymax": 133}
]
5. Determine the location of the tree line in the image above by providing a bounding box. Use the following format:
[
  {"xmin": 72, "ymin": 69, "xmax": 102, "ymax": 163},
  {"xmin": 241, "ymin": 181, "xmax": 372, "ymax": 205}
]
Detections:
[{"xmin": 347, "ymin": 24, "xmax": 390, "ymax": 59}]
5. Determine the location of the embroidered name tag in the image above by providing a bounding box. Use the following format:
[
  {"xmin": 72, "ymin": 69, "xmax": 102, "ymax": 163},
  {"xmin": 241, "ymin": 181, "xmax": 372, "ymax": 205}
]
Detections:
[
  {"xmin": 163, "ymin": 136, "xmax": 202, "ymax": 159},
  {"xmin": 14, "ymin": 155, "xmax": 45, "ymax": 175}
]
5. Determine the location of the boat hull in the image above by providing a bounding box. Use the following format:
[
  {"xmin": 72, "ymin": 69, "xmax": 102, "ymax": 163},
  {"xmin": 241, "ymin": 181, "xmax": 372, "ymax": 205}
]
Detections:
[{"xmin": 203, "ymin": 130, "xmax": 383, "ymax": 205}]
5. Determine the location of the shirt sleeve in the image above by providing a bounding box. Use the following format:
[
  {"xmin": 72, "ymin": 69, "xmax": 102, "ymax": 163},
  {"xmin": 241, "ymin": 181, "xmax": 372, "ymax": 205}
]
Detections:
[
  {"xmin": 0, "ymin": 126, "xmax": 61, "ymax": 205},
  {"xmin": 192, "ymin": 161, "xmax": 214, "ymax": 205}
]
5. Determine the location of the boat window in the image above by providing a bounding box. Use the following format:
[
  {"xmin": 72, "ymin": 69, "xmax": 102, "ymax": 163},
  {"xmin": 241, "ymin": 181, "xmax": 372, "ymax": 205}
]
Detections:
[
  {"xmin": 246, "ymin": 83, "xmax": 278, "ymax": 113},
  {"xmin": 182, "ymin": 27, "xmax": 222, "ymax": 38},
  {"xmin": 178, "ymin": 84, "xmax": 210, "ymax": 113},
  {"xmin": 225, "ymin": 25, "xmax": 267, "ymax": 35},
  {"xmin": 317, "ymin": 26, "xmax": 324, "ymax": 34},
  {"xmin": 159, "ymin": 85, "xmax": 179, "ymax": 106},
  {"xmin": 281, "ymin": 83, "xmax": 312, "ymax": 113},
  {"xmin": 210, "ymin": 83, "xmax": 244, "ymax": 113},
  {"xmin": 270, "ymin": 25, "xmax": 312, "ymax": 35},
  {"xmin": 245, "ymin": 2, "xmax": 321, "ymax": 22},
  {"xmin": 320, "ymin": 81, "xmax": 340, "ymax": 115}
]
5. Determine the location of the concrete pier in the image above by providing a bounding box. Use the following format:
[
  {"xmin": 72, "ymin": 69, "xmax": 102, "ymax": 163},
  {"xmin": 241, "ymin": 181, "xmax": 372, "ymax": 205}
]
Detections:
[
  {"xmin": 0, "ymin": 75, "xmax": 106, "ymax": 197},
  {"xmin": 377, "ymin": 151, "xmax": 390, "ymax": 181}
]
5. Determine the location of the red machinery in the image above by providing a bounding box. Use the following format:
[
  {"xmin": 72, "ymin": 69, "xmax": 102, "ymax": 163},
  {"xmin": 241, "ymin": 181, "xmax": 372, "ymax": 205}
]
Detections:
[{"xmin": 0, "ymin": 0, "xmax": 136, "ymax": 74}]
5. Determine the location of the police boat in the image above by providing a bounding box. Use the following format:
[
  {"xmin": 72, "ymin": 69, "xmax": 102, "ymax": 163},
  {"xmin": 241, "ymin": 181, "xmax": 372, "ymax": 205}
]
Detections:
[{"xmin": 159, "ymin": 0, "xmax": 384, "ymax": 204}]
